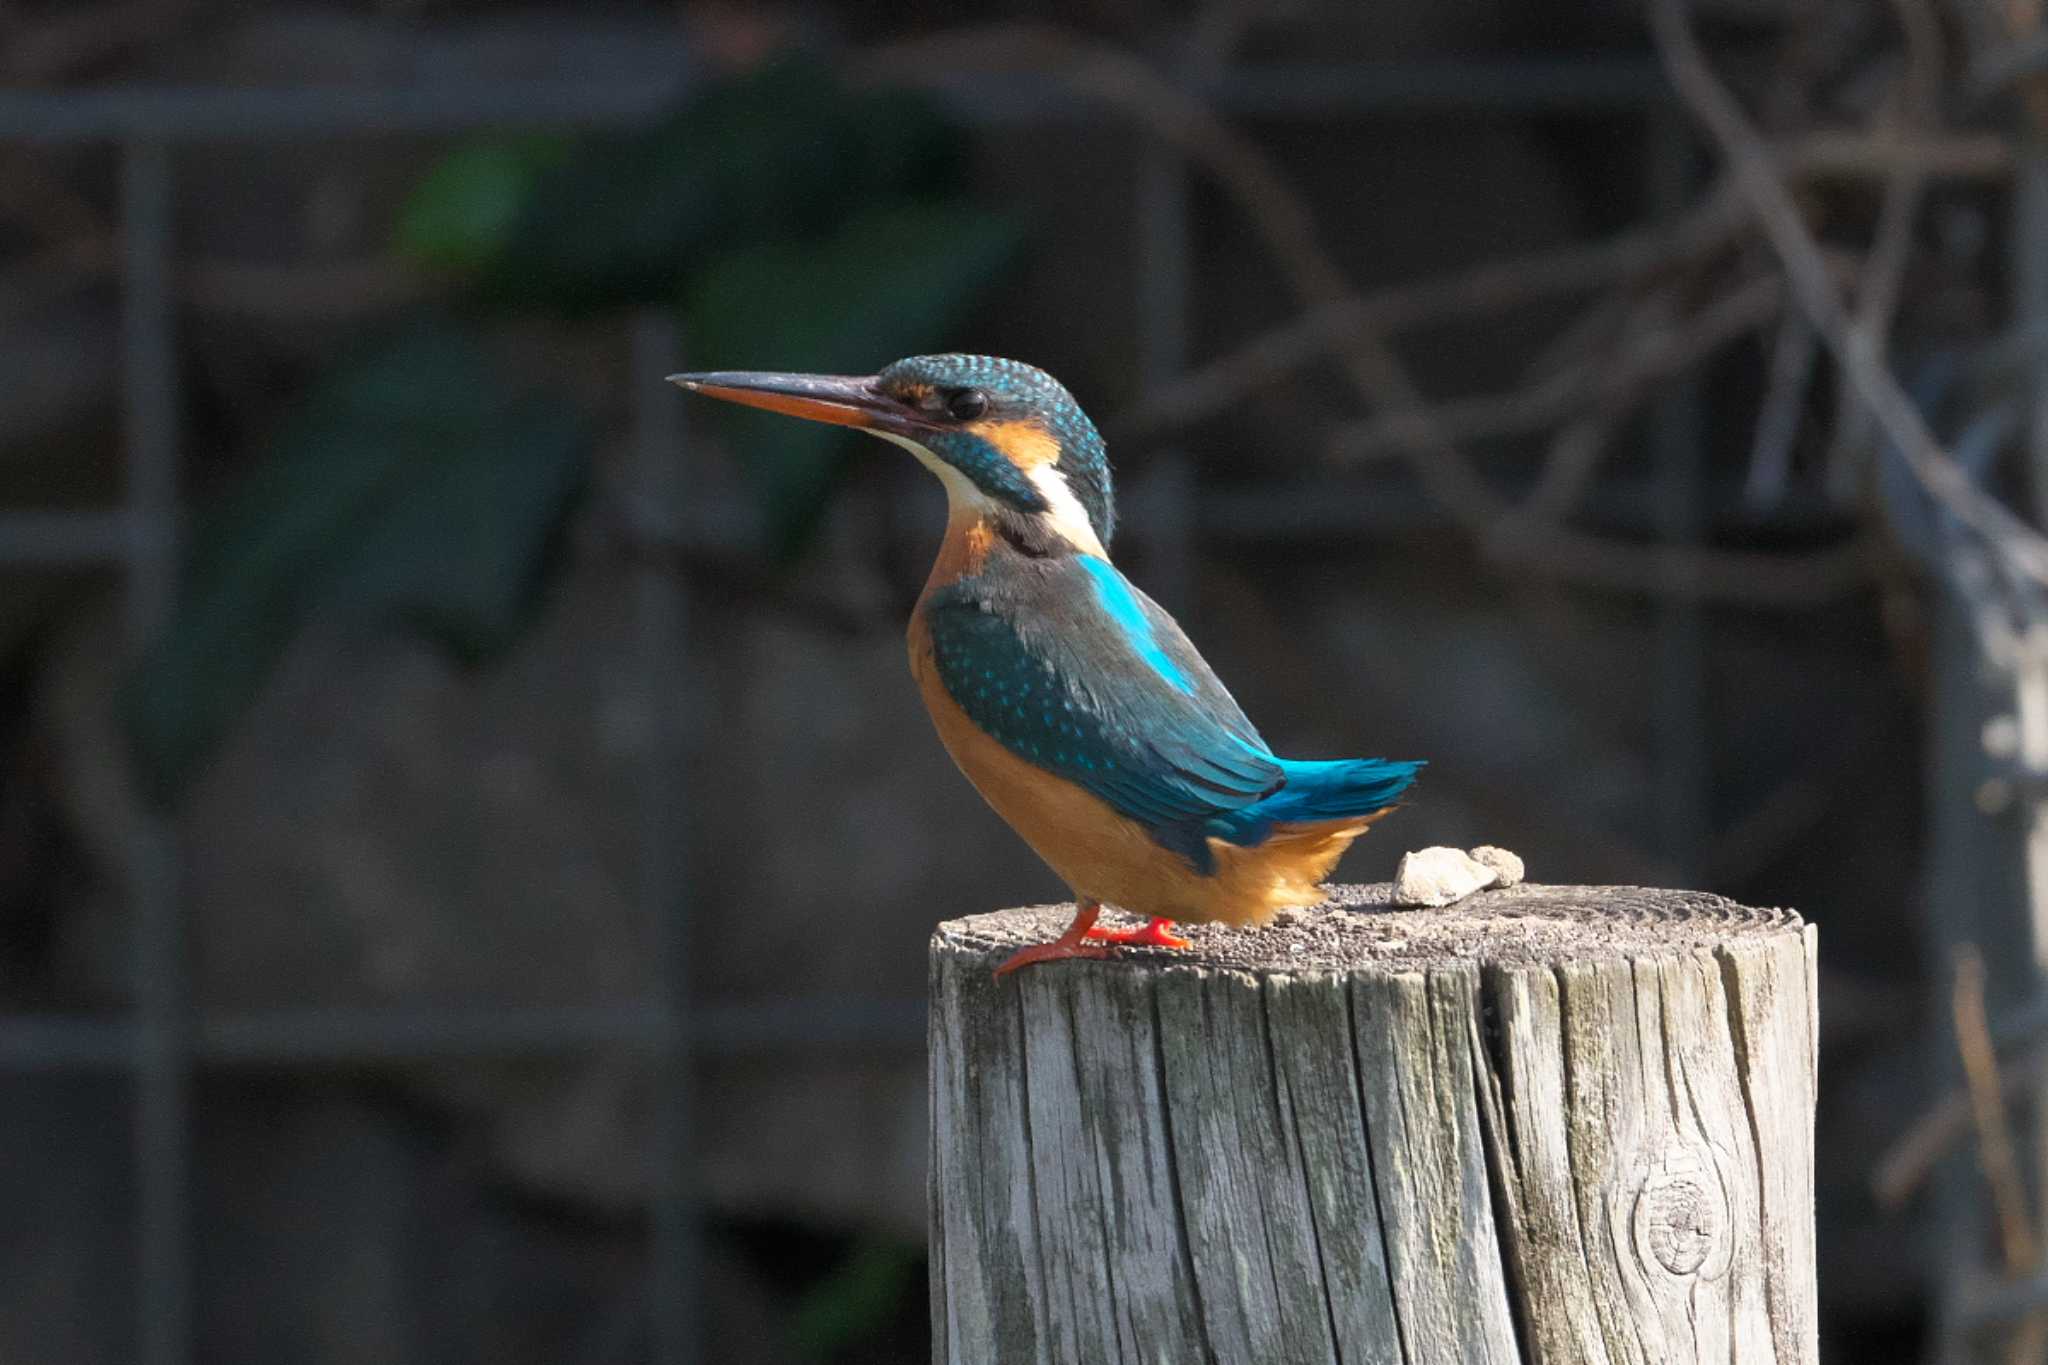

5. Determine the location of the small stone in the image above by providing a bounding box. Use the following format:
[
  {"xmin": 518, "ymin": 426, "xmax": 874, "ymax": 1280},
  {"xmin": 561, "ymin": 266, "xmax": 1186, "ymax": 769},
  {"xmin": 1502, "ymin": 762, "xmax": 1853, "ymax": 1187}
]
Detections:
[
  {"xmin": 1392, "ymin": 846, "xmax": 1500, "ymax": 908},
  {"xmin": 1269, "ymin": 908, "xmax": 1304, "ymax": 927},
  {"xmin": 1469, "ymin": 845, "xmax": 1526, "ymax": 888}
]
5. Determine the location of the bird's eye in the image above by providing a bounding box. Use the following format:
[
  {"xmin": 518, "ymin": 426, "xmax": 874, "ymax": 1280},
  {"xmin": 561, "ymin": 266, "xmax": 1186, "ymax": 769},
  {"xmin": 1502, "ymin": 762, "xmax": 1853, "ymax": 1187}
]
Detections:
[{"xmin": 946, "ymin": 388, "xmax": 990, "ymax": 421}]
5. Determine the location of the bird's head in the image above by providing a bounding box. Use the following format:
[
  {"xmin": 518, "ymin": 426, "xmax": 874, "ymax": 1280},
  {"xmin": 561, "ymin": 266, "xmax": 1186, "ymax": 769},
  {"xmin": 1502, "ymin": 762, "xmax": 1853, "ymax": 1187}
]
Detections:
[{"xmin": 669, "ymin": 353, "xmax": 1114, "ymax": 557}]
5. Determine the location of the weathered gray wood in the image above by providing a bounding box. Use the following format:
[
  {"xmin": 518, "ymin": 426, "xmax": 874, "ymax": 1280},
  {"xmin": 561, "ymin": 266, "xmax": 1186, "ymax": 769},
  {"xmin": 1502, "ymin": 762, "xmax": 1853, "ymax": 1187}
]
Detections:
[{"xmin": 929, "ymin": 883, "xmax": 1818, "ymax": 1365}]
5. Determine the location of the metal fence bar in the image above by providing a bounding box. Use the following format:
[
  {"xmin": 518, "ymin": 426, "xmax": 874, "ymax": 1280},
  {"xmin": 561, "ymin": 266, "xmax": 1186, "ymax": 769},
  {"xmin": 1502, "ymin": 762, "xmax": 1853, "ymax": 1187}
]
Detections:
[
  {"xmin": 632, "ymin": 310, "xmax": 696, "ymax": 1365},
  {"xmin": 917, "ymin": 56, "xmax": 1661, "ymax": 124},
  {"xmin": 0, "ymin": 1016, "xmax": 134, "ymax": 1070},
  {"xmin": 0, "ymin": 998, "xmax": 928, "ymax": 1072},
  {"xmin": 1647, "ymin": 105, "xmax": 1710, "ymax": 877},
  {"xmin": 1134, "ymin": 122, "xmax": 1196, "ymax": 613},
  {"xmin": 0, "ymin": 58, "xmax": 1662, "ymax": 145},
  {"xmin": 1199, "ymin": 56, "xmax": 1663, "ymax": 112},
  {"xmin": 0, "ymin": 510, "xmax": 149, "ymax": 565},
  {"xmin": 0, "ymin": 80, "xmax": 690, "ymax": 142},
  {"xmin": 119, "ymin": 136, "xmax": 191, "ymax": 1365}
]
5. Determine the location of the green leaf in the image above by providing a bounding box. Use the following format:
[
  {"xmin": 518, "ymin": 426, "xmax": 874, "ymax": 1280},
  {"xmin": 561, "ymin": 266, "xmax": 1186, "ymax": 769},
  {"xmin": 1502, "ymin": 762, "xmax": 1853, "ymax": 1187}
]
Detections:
[
  {"xmin": 684, "ymin": 201, "xmax": 1023, "ymax": 556},
  {"xmin": 123, "ymin": 324, "xmax": 590, "ymax": 803},
  {"xmin": 393, "ymin": 134, "xmax": 572, "ymax": 273},
  {"xmin": 785, "ymin": 1239, "xmax": 919, "ymax": 1359},
  {"xmin": 467, "ymin": 55, "xmax": 965, "ymax": 313}
]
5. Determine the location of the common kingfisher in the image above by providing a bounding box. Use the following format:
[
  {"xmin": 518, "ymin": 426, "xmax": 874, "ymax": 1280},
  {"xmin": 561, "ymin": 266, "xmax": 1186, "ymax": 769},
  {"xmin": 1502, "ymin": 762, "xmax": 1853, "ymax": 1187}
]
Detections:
[{"xmin": 670, "ymin": 355, "xmax": 1422, "ymax": 975}]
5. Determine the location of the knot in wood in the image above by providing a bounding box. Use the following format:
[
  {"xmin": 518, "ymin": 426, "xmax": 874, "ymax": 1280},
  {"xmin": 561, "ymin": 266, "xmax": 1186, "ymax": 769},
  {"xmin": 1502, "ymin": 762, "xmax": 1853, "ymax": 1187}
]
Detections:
[
  {"xmin": 1642, "ymin": 1172, "xmax": 1717, "ymax": 1275},
  {"xmin": 1632, "ymin": 1149, "xmax": 1726, "ymax": 1279}
]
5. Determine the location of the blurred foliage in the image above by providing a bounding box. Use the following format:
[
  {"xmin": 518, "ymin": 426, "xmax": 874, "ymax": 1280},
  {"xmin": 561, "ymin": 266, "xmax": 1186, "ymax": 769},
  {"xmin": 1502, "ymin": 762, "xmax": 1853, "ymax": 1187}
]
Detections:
[
  {"xmin": 392, "ymin": 133, "xmax": 573, "ymax": 273},
  {"xmin": 397, "ymin": 55, "xmax": 969, "ymax": 315},
  {"xmin": 786, "ymin": 1237, "xmax": 921, "ymax": 1360},
  {"xmin": 124, "ymin": 326, "xmax": 590, "ymax": 804},
  {"xmin": 686, "ymin": 202, "xmax": 1023, "ymax": 554},
  {"xmin": 129, "ymin": 54, "xmax": 1021, "ymax": 801}
]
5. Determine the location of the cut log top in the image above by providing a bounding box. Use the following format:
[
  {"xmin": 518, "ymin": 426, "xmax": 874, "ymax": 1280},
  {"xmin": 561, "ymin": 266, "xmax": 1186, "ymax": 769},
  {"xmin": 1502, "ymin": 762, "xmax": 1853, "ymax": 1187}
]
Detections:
[
  {"xmin": 934, "ymin": 882, "xmax": 1806, "ymax": 975},
  {"xmin": 929, "ymin": 883, "xmax": 1819, "ymax": 1365}
]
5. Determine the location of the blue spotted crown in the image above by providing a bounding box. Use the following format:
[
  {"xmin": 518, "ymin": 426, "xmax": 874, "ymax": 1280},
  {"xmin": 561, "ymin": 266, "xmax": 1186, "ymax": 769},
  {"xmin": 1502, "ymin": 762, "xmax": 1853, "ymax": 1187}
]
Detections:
[{"xmin": 878, "ymin": 354, "xmax": 1115, "ymax": 547}]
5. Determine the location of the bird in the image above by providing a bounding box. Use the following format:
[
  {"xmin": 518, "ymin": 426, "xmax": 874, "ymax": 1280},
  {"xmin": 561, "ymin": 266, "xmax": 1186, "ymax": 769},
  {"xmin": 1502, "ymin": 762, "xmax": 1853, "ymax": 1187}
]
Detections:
[{"xmin": 670, "ymin": 354, "xmax": 1421, "ymax": 975}]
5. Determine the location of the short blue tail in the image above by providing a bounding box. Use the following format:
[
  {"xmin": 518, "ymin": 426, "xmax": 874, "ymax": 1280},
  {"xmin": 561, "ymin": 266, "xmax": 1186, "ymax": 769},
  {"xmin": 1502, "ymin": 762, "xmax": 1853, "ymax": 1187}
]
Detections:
[{"xmin": 1207, "ymin": 757, "xmax": 1423, "ymax": 846}]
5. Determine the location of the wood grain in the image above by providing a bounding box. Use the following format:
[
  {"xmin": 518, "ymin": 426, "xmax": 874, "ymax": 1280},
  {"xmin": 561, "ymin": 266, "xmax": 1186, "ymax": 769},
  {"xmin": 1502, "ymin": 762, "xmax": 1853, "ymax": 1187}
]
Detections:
[{"xmin": 929, "ymin": 884, "xmax": 1818, "ymax": 1365}]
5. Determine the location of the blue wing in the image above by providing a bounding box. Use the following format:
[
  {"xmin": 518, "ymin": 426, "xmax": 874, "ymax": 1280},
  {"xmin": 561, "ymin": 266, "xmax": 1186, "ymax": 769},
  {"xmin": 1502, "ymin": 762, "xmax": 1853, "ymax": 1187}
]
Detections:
[{"xmin": 925, "ymin": 553, "xmax": 1416, "ymax": 871}]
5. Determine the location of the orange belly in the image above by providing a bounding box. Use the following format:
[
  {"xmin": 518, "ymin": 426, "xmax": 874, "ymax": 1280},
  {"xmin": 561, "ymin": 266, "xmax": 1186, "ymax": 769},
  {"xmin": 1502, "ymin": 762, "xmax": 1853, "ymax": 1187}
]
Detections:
[{"xmin": 906, "ymin": 618, "xmax": 1372, "ymax": 926}]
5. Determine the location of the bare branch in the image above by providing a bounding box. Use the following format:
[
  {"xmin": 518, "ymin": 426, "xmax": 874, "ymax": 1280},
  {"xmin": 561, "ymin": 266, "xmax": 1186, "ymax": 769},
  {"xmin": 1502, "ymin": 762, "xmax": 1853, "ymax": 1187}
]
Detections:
[
  {"xmin": 1953, "ymin": 946, "xmax": 2048, "ymax": 1364},
  {"xmin": 1744, "ymin": 308, "xmax": 1820, "ymax": 508},
  {"xmin": 1649, "ymin": 0, "xmax": 2048, "ymax": 590},
  {"xmin": 1784, "ymin": 129, "xmax": 2008, "ymax": 178},
  {"xmin": 1327, "ymin": 275, "xmax": 1782, "ymax": 463},
  {"xmin": 1522, "ymin": 397, "xmax": 1635, "ymax": 522},
  {"xmin": 1112, "ymin": 192, "xmax": 1745, "ymax": 441}
]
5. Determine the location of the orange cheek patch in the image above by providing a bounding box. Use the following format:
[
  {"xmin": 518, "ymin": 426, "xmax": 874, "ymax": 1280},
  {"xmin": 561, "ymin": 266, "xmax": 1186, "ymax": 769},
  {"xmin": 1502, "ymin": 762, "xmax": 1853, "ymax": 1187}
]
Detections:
[{"xmin": 969, "ymin": 419, "xmax": 1061, "ymax": 469}]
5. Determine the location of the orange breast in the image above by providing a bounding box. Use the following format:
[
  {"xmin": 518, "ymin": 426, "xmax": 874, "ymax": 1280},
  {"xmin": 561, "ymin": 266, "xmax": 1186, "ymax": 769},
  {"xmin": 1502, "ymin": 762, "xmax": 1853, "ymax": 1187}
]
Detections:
[{"xmin": 906, "ymin": 582, "xmax": 1373, "ymax": 926}]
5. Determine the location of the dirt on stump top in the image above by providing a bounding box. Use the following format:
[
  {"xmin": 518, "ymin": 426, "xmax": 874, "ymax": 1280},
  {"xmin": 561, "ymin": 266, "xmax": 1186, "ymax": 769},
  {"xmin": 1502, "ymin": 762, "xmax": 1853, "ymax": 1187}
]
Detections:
[{"xmin": 932, "ymin": 882, "xmax": 1804, "ymax": 975}]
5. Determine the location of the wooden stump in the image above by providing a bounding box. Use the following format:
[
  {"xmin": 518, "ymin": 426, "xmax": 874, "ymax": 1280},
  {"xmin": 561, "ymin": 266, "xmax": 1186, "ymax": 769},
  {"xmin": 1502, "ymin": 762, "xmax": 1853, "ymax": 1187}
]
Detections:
[{"xmin": 928, "ymin": 883, "xmax": 1817, "ymax": 1365}]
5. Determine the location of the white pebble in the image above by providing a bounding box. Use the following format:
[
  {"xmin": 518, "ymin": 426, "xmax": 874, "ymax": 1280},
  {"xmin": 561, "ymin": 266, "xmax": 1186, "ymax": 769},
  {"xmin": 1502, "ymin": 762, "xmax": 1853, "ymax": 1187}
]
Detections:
[
  {"xmin": 1468, "ymin": 845, "xmax": 1526, "ymax": 888},
  {"xmin": 1392, "ymin": 846, "xmax": 1500, "ymax": 908}
]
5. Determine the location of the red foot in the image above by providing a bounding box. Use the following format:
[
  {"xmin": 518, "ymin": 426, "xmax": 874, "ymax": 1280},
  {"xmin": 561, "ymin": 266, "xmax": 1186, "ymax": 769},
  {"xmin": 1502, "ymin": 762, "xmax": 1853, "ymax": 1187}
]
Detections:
[
  {"xmin": 993, "ymin": 938, "xmax": 1115, "ymax": 976},
  {"xmin": 1085, "ymin": 916, "xmax": 1192, "ymax": 949},
  {"xmin": 995, "ymin": 900, "xmax": 1111, "ymax": 977},
  {"xmin": 995, "ymin": 904, "xmax": 1196, "ymax": 976}
]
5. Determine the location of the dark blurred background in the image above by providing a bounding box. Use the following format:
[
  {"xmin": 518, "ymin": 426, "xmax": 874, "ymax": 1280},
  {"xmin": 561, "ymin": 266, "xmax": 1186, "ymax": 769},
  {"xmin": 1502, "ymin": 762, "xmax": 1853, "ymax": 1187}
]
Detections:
[{"xmin": 3, "ymin": 0, "xmax": 2041, "ymax": 1360}]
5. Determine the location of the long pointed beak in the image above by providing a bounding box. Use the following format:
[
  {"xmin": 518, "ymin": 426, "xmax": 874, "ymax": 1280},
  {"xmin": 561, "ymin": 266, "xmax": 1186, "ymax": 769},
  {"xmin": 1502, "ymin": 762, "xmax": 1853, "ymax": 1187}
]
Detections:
[{"xmin": 666, "ymin": 370, "xmax": 918, "ymax": 433}]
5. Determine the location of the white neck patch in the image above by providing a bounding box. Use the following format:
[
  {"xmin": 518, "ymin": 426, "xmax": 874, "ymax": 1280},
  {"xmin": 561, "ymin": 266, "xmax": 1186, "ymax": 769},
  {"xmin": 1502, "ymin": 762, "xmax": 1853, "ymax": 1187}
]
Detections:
[
  {"xmin": 873, "ymin": 430, "xmax": 1108, "ymax": 560},
  {"xmin": 1022, "ymin": 461, "xmax": 1109, "ymax": 559}
]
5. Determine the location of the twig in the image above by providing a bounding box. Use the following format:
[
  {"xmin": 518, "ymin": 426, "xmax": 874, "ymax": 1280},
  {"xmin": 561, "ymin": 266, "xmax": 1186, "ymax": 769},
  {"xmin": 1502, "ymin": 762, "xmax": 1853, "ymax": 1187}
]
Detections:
[
  {"xmin": 1784, "ymin": 128, "xmax": 2008, "ymax": 178},
  {"xmin": 1518, "ymin": 267, "xmax": 1687, "ymax": 518},
  {"xmin": 1874, "ymin": 1050, "xmax": 2048, "ymax": 1208},
  {"xmin": 1744, "ymin": 307, "xmax": 1820, "ymax": 508},
  {"xmin": 1953, "ymin": 945, "xmax": 2048, "ymax": 1364},
  {"xmin": 1327, "ymin": 275, "xmax": 1782, "ymax": 462},
  {"xmin": 1112, "ymin": 189, "xmax": 1746, "ymax": 441},
  {"xmin": 1524, "ymin": 285, "xmax": 1651, "ymax": 387},
  {"xmin": 1650, "ymin": 0, "xmax": 2048, "ymax": 591},
  {"xmin": 1822, "ymin": 0, "xmax": 1944, "ymax": 503},
  {"xmin": 1483, "ymin": 525, "xmax": 1871, "ymax": 607},
  {"xmin": 1956, "ymin": 947, "xmax": 2038, "ymax": 1270},
  {"xmin": 1521, "ymin": 396, "xmax": 1635, "ymax": 522}
]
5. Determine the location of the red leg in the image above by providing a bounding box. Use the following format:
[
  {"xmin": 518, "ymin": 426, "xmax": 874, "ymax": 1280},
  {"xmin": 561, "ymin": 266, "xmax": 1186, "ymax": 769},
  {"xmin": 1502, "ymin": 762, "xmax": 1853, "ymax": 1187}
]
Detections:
[
  {"xmin": 1086, "ymin": 915, "xmax": 1192, "ymax": 949},
  {"xmin": 993, "ymin": 900, "xmax": 1114, "ymax": 977}
]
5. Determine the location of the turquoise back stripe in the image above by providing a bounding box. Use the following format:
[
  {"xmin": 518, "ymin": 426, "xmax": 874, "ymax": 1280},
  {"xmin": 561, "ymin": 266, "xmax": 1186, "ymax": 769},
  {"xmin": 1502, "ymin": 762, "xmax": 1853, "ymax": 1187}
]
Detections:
[{"xmin": 1078, "ymin": 556, "xmax": 1195, "ymax": 695}]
